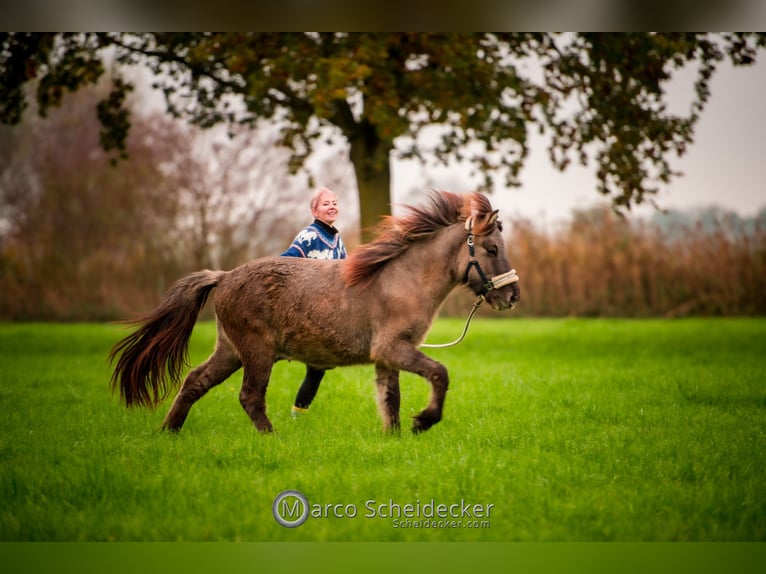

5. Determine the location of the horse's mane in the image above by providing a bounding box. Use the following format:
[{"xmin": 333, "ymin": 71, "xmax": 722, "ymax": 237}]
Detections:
[{"xmin": 341, "ymin": 191, "xmax": 497, "ymax": 288}]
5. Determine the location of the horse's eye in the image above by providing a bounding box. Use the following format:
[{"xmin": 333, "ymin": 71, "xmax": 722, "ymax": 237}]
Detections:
[{"xmin": 485, "ymin": 244, "xmax": 498, "ymax": 257}]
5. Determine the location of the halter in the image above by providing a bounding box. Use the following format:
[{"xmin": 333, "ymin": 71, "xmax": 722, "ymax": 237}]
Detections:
[
  {"xmin": 462, "ymin": 217, "xmax": 519, "ymax": 297},
  {"xmin": 420, "ymin": 216, "xmax": 520, "ymax": 350}
]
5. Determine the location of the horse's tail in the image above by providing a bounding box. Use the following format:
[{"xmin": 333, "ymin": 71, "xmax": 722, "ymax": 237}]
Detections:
[{"xmin": 109, "ymin": 270, "xmax": 226, "ymax": 408}]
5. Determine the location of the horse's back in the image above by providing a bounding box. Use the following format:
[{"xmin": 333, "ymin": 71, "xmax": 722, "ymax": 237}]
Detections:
[{"xmin": 215, "ymin": 256, "xmax": 341, "ymax": 311}]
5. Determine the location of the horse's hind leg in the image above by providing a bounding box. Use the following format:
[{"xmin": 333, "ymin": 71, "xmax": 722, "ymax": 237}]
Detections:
[
  {"xmin": 238, "ymin": 343, "xmax": 276, "ymax": 432},
  {"xmin": 162, "ymin": 329, "xmax": 242, "ymax": 431},
  {"xmin": 375, "ymin": 365, "xmax": 401, "ymax": 433}
]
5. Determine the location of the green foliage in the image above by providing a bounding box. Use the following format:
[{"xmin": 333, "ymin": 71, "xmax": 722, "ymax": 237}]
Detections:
[
  {"xmin": 1, "ymin": 319, "xmax": 764, "ymax": 541},
  {"xmin": 3, "ymin": 33, "xmax": 765, "ymax": 232},
  {"xmin": 95, "ymin": 76, "xmax": 132, "ymax": 159}
]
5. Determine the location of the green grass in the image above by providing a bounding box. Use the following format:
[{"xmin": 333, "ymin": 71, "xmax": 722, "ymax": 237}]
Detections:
[{"xmin": 0, "ymin": 318, "xmax": 764, "ymax": 541}]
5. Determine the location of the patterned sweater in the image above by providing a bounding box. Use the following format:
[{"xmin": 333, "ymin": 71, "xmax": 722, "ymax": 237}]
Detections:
[{"xmin": 281, "ymin": 220, "xmax": 347, "ymax": 260}]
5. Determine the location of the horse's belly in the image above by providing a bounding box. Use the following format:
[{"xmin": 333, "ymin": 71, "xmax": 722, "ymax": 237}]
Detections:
[{"xmin": 278, "ymin": 335, "xmax": 370, "ymax": 368}]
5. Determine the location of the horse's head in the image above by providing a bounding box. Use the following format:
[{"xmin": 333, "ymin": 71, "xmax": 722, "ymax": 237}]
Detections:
[{"xmin": 461, "ymin": 203, "xmax": 520, "ymax": 312}]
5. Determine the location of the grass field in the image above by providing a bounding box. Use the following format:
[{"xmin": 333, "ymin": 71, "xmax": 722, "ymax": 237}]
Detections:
[{"xmin": 0, "ymin": 318, "xmax": 764, "ymax": 541}]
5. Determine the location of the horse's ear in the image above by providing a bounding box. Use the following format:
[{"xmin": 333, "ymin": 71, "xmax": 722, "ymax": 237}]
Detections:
[{"xmin": 477, "ymin": 209, "xmax": 499, "ymax": 230}]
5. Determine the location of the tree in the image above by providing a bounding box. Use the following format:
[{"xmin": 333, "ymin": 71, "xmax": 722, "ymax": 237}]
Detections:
[{"xmin": 2, "ymin": 32, "xmax": 765, "ymax": 239}]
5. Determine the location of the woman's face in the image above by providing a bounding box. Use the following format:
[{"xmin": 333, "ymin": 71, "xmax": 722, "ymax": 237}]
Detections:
[{"xmin": 312, "ymin": 192, "xmax": 339, "ymax": 226}]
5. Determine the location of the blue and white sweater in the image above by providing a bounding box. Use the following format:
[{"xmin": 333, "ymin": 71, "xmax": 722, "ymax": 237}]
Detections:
[{"xmin": 281, "ymin": 220, "xmax": 347, "ymax": 260}]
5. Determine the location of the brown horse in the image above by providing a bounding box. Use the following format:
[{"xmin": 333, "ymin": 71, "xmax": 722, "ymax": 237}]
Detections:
[{"xmin": 109, "ymin": 191, "xmax": 520, "ymax": 434}]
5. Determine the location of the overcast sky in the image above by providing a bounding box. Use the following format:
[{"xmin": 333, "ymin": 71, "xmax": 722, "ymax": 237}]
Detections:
[{"xmin": 393, "ymin": 56, "xmax": 766, "ymax": 223}]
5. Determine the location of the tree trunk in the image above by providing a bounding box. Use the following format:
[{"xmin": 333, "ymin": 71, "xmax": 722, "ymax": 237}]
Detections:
[{"xmin": 348, "ymin": 123, "xmax": 393, "ymax": 243}]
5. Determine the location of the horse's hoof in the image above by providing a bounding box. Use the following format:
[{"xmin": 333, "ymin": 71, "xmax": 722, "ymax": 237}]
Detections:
[{"xmin": 411, "ymin": 412, "xmax": 440, "ymax": 434}]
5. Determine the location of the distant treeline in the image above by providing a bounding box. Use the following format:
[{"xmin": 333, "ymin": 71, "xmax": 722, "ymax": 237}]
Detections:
[
  {"xmin": 445, "ymin": 205, "xmax": 766, "ymax": 318},
  {"xmin": 3, "ymin": 200, "xmax": 764, "ymax": 321}
]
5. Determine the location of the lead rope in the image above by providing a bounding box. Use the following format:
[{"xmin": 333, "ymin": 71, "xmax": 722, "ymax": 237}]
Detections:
[{"xmin": 420, "ymin": 297, "xmax": 484, "ymax": 349}]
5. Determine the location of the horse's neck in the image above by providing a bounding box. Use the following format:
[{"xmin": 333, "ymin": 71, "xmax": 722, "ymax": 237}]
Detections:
[{"xmin": 397, "ymin": 224, "xmax": 466, "ymax": 305}]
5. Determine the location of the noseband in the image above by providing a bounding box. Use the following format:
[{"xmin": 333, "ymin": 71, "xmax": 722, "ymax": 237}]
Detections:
[{"xmin": 462, "ymin": 217, "xmax": 519, "ymax": 297}]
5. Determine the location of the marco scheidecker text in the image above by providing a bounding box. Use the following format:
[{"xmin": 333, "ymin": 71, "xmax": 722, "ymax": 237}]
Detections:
[{"xmin": 273, "ymin": 490, "xmax": 494, "ymax": 528}]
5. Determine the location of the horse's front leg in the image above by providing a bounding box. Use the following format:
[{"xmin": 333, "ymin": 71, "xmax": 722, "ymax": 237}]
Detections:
[
  {"xmin": 374, "ymin": 343, "xmax": 449, "ymax": 434},
  {"xmin": 411, "ymin": 357, "xmax": 449, "ymax": 434},
  {"xmin": 375, "ymin": 364, "xmax": 401, "ymax": 433}
]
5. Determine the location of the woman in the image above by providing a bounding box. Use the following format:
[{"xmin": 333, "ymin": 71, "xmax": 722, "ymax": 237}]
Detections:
[{"xmin": 281, "ymin": 187, "xmax": 347, "ymax": 416}]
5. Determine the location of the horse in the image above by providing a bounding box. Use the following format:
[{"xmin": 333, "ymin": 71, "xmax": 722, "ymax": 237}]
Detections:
[{"xmin": 109, "ymin": 190, "xmax": 520, "ymax": 434}]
